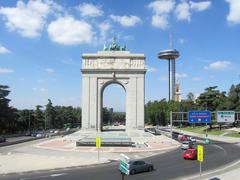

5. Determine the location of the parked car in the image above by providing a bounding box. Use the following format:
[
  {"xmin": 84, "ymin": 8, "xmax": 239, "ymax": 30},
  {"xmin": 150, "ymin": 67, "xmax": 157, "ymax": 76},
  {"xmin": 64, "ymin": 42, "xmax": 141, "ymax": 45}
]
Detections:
[
  {"xmin": 31, "ymin": 132, "xmax": 37, "ymax": 137},
  {"xmin": 25, "ymin": 131, "xmax": 31, "ymax": 136},
  {"xmin": 49, "ymin": 129, "xmax": 55, "ymax": 133},
  {"xmin": 36, "ymin": 133, "xmax": 44, "ymax": 138},
  {"xmin": 182, "ymin": 148, "xmax": 197, "ymax": 160},
  {"xmin": 128, "ymin": 160, "xmax": 154, "ymax": 175},
  {"xmin": 172, "ymin": 132, "xmax": 182, "ymax": 140},
  {"xmin": 0, "ymin": 136, "xmax": 6, "ymax": 143}
]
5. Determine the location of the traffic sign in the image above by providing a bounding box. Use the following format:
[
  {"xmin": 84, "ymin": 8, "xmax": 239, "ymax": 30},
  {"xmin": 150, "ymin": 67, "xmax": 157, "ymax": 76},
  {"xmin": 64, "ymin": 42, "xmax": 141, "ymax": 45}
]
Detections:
[
  {"xmin": 217, "ymin": 111, "xmax": 235, "ymax": 123},
  {"xmin": 197, "ymin": 145, "xmax": 204, "ymax": 162},
  {"xmin": 119, "ymin": 154, "xmax": 130, "ymax": 175},
  {"xmin": 119, "ymin": 160, "xmax": 129, "ymax": 175},
  {"xmin": 96, "ymin": 136, "xmax": 101, "ymax": 148},
  {"xmin": 188, "ymin": 111, "xmax": 211, "ymax": 123}
]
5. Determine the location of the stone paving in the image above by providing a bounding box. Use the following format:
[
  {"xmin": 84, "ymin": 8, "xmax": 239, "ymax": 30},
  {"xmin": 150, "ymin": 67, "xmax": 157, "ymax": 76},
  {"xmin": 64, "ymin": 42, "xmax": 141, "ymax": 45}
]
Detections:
[
  {"xmin": 35, "ymin": 130, "xmax": 179, "ymax": 153},
  {"xmin": 0, "ymin": 130, "xmax": 180, "ymax": 174}
]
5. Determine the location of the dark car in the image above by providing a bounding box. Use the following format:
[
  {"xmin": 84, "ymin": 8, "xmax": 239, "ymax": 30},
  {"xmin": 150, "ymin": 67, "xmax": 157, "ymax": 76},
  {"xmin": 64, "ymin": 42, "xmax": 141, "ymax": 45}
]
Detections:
[
  {"xmin": 172, "ymin": 132, "xmax": 183, "ymax": 140},
  {"xmin": 0, "ymin": 136, "xmax": 6, "ymax": 143},
  {"xmin": 129, "ymin": 160, "xmax": 154, "ymax": 175}
]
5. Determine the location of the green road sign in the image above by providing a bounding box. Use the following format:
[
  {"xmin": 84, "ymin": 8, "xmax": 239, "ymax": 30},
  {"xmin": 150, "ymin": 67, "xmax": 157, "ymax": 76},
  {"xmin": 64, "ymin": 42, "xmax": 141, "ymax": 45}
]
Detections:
[
  {"xmin": 217, "ymin": 111, "xmax": 235, "ymax": 123},
  {"xmin": 119, "ymin": 160, "xmax": 129, "ymax": 175}
]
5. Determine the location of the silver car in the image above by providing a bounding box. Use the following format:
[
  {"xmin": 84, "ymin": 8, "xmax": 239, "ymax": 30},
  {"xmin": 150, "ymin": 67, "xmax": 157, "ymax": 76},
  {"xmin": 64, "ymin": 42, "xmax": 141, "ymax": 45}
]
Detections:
[
  {"xmin": 181, "ymin": 141, "xmax": 194, "ymax": 150},
  {"xmin": 129, "ymin": 160, "xmax": 154, "ymax": 175}
]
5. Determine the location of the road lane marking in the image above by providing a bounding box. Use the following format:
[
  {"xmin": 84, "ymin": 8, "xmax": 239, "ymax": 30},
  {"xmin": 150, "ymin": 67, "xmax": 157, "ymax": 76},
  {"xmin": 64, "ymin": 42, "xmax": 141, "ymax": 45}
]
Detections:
[
  {"xmin": 212, "ymin": 144, "xmax": 227, "ymax": 156},
  {"xmin": 19, "ymin": 173, "xmax": 67, "ymax": 180}
]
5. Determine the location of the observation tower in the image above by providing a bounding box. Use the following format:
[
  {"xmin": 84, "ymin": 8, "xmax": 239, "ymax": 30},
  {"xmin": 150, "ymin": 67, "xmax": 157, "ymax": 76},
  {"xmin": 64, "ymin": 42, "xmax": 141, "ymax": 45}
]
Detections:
[{"xmin": 158, "ymin": 49, "xmax": 180, "ymax": 101}]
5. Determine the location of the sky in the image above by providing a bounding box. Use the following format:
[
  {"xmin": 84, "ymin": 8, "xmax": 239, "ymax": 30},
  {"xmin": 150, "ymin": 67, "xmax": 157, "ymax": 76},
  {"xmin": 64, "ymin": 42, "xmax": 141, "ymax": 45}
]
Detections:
[{"xmin": 0, "ymin": 0, "xmax": 240, "ymax": 112}]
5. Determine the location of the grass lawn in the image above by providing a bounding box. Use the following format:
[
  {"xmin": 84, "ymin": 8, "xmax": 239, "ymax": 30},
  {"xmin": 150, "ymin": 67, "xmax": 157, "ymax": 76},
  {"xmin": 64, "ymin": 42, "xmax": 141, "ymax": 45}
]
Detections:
[
  {"xmin": 179, "ymin": 126, "xmax": 205, "ymax": 134},
  {"xmin": 178, "ymin": 126, "xmax": 226, "ymax": 136},
  {"xmin": 225, "ymin": 131, "xmax": 240, "ymax": 138}
]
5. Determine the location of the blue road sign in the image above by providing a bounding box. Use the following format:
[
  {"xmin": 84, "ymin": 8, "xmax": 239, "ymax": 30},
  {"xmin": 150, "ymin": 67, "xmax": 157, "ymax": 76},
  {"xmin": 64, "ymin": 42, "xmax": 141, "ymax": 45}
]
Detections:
[{"xmin": 188, "ymin": 111, "xmax": 211, "ymax": 123}]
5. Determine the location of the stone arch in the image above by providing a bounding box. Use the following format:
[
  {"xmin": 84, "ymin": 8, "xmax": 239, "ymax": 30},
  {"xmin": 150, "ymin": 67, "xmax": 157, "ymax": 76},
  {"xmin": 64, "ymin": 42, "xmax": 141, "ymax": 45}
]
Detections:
[
  {"xmin": 81, "ymin": 51, "xmax": 146, "ymax": 132},
  {"xmin": 101, "ymin": 79, "xmax": 126, "ymax": 94},
  {"xmin": 100, "ymin": 80, "xmax": 126, "ymax": 131}
]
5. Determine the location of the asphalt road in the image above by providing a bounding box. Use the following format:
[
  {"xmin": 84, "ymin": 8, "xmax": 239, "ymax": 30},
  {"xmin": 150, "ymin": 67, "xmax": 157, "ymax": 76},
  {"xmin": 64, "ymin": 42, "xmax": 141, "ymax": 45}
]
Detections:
[{"xmin": 1, "ymin": 139, "xmax": 240, "ymax": 180}]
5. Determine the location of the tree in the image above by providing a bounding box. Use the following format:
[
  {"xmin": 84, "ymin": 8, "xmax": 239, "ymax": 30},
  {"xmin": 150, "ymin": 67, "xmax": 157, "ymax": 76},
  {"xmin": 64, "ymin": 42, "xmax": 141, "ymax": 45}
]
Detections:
[
  {"xmin": 45, "ymin": 99, "xmax": 56, "ymax": 129},
  {"xmin": 102, "ymin": 107, "xmax": 111, "ymax": 125},
  {"xmin": 145, "ymin": 99, "xmax": 168, "ymax": 126},
  {"xmin": 34, "ymin": 105, "xmax": 44, "ymax": 130},
  {"xmin": 186, "ymin": 92, "xmax": 195, "ymax": 102},
  {"xmin": 228, "ymin": 84, "xmax": 240, "ymax": 110},
  {"xmin": 196, "ymin": 86, "xmax": 226, "ymax": 111},
  {"xmin": 0, "ymin": 85, "xmax": 17, "ymax": 134}
]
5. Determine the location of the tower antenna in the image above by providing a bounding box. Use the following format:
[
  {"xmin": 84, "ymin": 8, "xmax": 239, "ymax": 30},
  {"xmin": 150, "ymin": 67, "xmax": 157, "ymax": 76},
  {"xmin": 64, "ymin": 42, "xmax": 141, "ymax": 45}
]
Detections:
[{"xmin": 169, "ymin": 32, "xmax": 173, "ymax": 49}]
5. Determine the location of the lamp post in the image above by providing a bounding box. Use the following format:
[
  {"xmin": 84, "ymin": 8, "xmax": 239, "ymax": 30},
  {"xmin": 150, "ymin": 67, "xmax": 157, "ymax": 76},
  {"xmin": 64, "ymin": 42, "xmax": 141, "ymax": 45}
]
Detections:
[{"xmin": 204, "ymin": 102, "xmax": 210, "ymax": 144}]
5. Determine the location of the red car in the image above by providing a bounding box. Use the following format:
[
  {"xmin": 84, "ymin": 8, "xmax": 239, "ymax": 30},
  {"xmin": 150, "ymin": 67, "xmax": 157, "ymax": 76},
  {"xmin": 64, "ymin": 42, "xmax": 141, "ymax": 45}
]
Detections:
[
  {"xmin": 180, "ymin": 135, "xmax": 189, "ymax": 141},
  {"xmin": 182, "ymin": 148, "xmax": 197, "ymax": 160}
]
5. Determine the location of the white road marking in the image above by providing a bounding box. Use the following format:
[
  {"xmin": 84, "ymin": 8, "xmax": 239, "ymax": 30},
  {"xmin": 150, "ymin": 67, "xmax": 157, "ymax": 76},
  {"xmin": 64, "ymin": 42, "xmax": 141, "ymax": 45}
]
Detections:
[
  {"xmin": 212, "ymin": 144, "xmax": 227, "ymax": 156},
  {"xmin": 50, "ymin": 173, "xmax": 67, "ymax": 177},
  {"xmin": 19, "ymin": 173, "xmax": 67, "ymax": 180}
]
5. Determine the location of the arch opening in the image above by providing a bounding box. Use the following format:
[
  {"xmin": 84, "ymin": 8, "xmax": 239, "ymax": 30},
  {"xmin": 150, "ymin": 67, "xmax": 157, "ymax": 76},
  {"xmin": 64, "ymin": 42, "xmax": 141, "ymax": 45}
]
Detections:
[{"xmin": 101, "ymin": 82, "xmax": 126, "ymax": 131}]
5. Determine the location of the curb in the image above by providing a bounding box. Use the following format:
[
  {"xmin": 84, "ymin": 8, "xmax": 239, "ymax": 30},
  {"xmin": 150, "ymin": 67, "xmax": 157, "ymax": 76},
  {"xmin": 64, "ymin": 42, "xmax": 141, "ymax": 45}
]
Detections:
[
  {"xmin": 0, "ymin": 159, "xmax": 113, "ymax": 175},
  {"xmin": 34, "ymin": 142, "xmax": 180, "ymax": 153},
  {"xmin": 0, "ymin": 137, "xmax": 42, "ymax": 147}
]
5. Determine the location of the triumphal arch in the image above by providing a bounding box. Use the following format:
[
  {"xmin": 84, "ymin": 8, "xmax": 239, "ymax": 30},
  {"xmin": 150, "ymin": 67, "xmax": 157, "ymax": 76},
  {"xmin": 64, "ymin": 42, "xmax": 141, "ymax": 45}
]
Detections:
[{"xmin": 81, "ymin": 38, "xmax": 146, "ymax": 131}]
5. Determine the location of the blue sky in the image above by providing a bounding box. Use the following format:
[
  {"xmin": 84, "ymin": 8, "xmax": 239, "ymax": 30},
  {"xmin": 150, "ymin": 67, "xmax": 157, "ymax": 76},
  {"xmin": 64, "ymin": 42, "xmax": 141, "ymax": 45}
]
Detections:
[{"xmin": 0, "ymin": 0, "xmax": 240, "ymax": 111}]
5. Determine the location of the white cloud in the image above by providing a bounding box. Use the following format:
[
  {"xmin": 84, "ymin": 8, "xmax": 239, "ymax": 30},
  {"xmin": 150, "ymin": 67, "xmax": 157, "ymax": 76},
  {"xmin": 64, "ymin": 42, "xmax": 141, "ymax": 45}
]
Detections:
[
  {"xmin": 192, "ymin": 77, "xmax": 202, "ymax": 81},
  {"xmin": 0, "ymin": 0, "xmax": 51, "ymax": 38},
  {"xmin": 77, "ymin": 3, "xmax": 103, "ymax": 17},
  {"xmin": 0, "ymin": 45, "xmax": 10, "ymax": 53},
  {"xmin": 99, "ymin": 21, "xmax": 111, "ymax": 41},
  {"xmin": 226, "ymin": 0, "xmax": 240, "ymax": 24},
  {"xmin": 0, "ymin": 67, "xmax": 14, "ymax": 73},
  {"xmin": 145, "ymin": 65, "xmax": 157, "ymax": 72},
  {"xmin": 204, "ymin": 61, "xmax": 231, "ymax": 70},
  {"xmin": 175, "ymin": 1, "xmax": 211, "ymax": 22},
  {"xmin": 39, "ymin": 88, "xmax": 48, "ymax": 92},
  {"xmin": 110, "ymin": 15, "xmax": 141, "ymax": 27},
  {"xmin": 176, "ymin": 72, "xmax": 188, "ymax": 78},
  {"xmin": 148, "ymin": 0, "xmax": 211, "ymax": 27},
  {"xmin": 148, "ymin": 0, "xmax": 175, "ymax": 15},
  {"xmin": 45, "ymin": 68, "xmax": 54, "ymax": 73},
  {"xmin": 175, "ymin": 1, "xmax": 191, "ymax": 22},
  {"xmin": 151, "ymin": 14, "xmax": 169, "ymax": 29},
  {"xmin": 190, "ymin": 1, "xmax": 212, "ymax": 12},
  {"xmin": 47, "ymin": 16, "xmax": 93, "ymax": 45},
  {"xmin": 148, "ymin": 0, "xmax": 175, "ymax": 29}
]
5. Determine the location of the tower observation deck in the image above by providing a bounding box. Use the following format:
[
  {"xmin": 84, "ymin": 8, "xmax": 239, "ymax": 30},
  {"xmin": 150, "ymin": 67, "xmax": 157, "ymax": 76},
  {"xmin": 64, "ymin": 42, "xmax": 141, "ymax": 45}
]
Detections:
[{"xmin": 158, "ymin": 49, "xmax": 180, "ymax": 101}]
